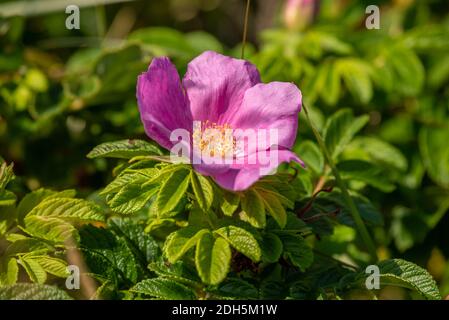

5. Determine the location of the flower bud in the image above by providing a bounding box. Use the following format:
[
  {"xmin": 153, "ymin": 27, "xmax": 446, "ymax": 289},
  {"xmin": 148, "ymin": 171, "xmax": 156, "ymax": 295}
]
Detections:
[{"xmin": 283, "ymin": 0, "xmax": 318, "ymax": 31}]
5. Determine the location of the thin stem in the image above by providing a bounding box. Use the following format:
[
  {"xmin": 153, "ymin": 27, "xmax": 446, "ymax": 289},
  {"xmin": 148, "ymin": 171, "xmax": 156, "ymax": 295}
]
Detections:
[
  {"xmin": 241, "ymin": 0, "xmax": 251, "ymax": 59},
  {"xmin": 302, "ymin": 104, "xmax": 378, "ymax": 263},
  {"xmin": 312, "ymin": 173, "xmax": 327, "ymax": 195}
]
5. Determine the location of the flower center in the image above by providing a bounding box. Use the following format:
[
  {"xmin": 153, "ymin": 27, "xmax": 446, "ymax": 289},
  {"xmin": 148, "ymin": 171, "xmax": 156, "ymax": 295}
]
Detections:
[{"xmin": 193, "ymin": 120, "xmax": 236, "ymax": 158}]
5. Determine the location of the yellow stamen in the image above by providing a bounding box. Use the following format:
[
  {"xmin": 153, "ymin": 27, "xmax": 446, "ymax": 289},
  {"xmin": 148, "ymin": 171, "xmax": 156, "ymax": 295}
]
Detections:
[{"xmin": 193, "ymin": 121, "xmax": 236, "ymax": 158}]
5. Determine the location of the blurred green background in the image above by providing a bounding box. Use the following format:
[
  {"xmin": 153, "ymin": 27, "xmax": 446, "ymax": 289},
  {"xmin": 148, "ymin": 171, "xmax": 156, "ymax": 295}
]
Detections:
[{"xmin": 1, "ymin": 0, "xmax": 448, "ymax": 297}]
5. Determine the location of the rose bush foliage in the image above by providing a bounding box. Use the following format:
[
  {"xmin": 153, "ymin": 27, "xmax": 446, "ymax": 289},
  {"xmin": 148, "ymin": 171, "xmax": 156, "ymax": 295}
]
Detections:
[{"xmin": 0, "ymin": 0, "xmax": 448, "ymax": 300}]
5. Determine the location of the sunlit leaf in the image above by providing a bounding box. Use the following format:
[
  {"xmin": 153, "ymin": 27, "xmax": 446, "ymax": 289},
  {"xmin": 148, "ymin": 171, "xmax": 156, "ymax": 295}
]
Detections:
[
  {"xmin": 195, "ymin": 232, "xmax": 231, "ymax": 285},
  {"xmin": 87, "ymin": 139, "xmax": 162, "ymax": 159},
  {"xmin": 214, "ymin": 225, "xmax": 261, "ymax": 262}
]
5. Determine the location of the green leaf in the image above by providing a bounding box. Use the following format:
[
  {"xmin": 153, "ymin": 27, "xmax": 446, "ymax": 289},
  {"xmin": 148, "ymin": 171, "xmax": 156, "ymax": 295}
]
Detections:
[
  {"xmin": 337, "ymin": 160, "xmax": 395, "ymax": 192},
  {"xmin": 313, "ymin": 31, "xmax": 353, "ymax": 55},
  {"xmin": 260, "ymin": 280, "xmax": 288, "ymax": 299},
  {"xmin": 32, "ymin": 256, "xmax": 69, "ymax": 278},
  {"xmin": 371, "ymin": 58, "xmax": 394, "ymax": 92},
  {"xmin": 131, "ymin": 278, "xmax": 196, "ymax": 300},
  {"xmin": 303, "ymin": 61, "xmax": 328, "ymax": 104},
  {"xmin": 18, "ymin": 197, "xmax": 102, "ymax": 243},
  {"xmin": 129, "ymin": 27, "xmax": 193, "ymax": 57},
  {"xmin": 0, "ymin": 162, "xmax": 14, "ymax": 190},
  {"xmin": 195, "ymin": 232, "xmax": 231, "ymax": 285},
  {"xmin": 294, "ymin": 140, "xmax": 324, "ymax": 175},
  {"xmin": 259, "ymin": 190, "xmax": 287, "ymax": 229},
  {"xmin": 373, "ymin": 259, "xmax": 441, "ymax": 300},
  {"xmin": 314, "ymin": 191, "xmax": 384, "ymax": 227},
  {"xmin": 404, "ymin": 25, "xmax": 449, "ymax": 52},
  {"xmin": 0, "ymin": 190, "xmax": 16, "ymax": 206},
  {"xmin": 163, "ymin": 227, "xmax": 208, "ymax": 263},
  {"xmin": 0, "ymin": 284, "xmax": 73, "ymax": 300},
  {"xmin": 87, "ymin": 44, "xmax": 145, "ymax": 102},
  {"xmin": 27, "ymin": 198, "xmax": 105, "ymax": 222},
  {"xmin": 79, "ymin": 221, "xmax": 158, "ymax": 286},
  {"xmin": 16, "ymin": 188, "xmax": 59, "ymax": 221},
  {"xmin": 145, "ymin": 218, "xmax": 182, "ymax": 235},
  {"xmin": 23, "ymin": 216, "xmax": 79, "ymax": 243},
  {"xmin": 419, "ymin": 126, "xmax": 449, "ymax": 188},
  {"xmin": 142, "ymin": 165, "xmax": 189, "ymax": 187},
  {"xmin": 188, "ymin": 206, "xmax": 213, "ymax": 229},
  {"xmin": 18, "ymin": 257, "xmax": 47, "ymax": 284},
  {"xmin": 4, "ymin": 238, "xmax": 52, "ymax": 257},
  {"xmin": 388, "ymin": 46, "xmax": 424, "ymax": 96},
  {"xmin": 254, "ymin": 182, "xmax": 295, "ymax": 209},
  {"xmin": 47, "ymin": 189, "xmax": 77, "ymax": 199},
  {"xmin": 320, "ymin": 60, "xmax": 341, "ymax": 106},
  {"xmin": 214, "ymin": 226, "xmax": 261, "ymax": 262},
  {"xmin": 279, "ymin": 234, "xmax": 313, "ymax": 272},
  {"xmin": 214, "ymin": 278, "xmax": 259, "ymax": 299},
  {"xmin": 0, "ymin": 258, "xmax": 18, "ymax": 286},
  {"xmin": 156, "ymin": 167, "xmax": 190, "ymax": 216},
  {"xmin": 149, "ymin": 260, "xmax": 201, "ymax": 288},
  {"xmin": 79, "ymin": 228, "xmax": 123, "ymax": 286},
  {"xmin": 260, "ymin": 232, "xmax": 283, "ymax": 263},
  {"xmin": 337, "ymin": 58, "xmax": 373, "ymax": 104},
  {"xmin": 323, "ymin": 109, "xmax": 369, "ymax": 159},
  {"xmin": 87, "ymin": 139, "xmax": 162, "ymax": 159},
  {"xmin": 185, "ymin": 31, "xmax": 224, "ymax": 54},
  {"xmin": 5, "ymin": 233, "xmax": 28, "ymax": 242},
  {"xmin": 220, "ymin": 190, "xmax": 240, "ymax": 216},
  {"xmin": 256, "ymin": 175, "xmax": 297, "ymax": 202},
  {"xmin": 428, "ymin": 55, "xmax": 449, "ymax": 88},
  {"xmin": 101, "ymin": 170, "xmax": 152, "ymax": 196},
  {"xmin": 91, "ymin": 280, "xmax": 116, "ymax": 300},
  {"xmin": 379, "ymin": 113, "xmax": 414, "ymax": 145},
  {"xmin": 240, "ymin": 189, "xmax": 266, "ymax": 228},
  {"xmin": 350, "ymin": 136, "xmax": 408, "ymax": 172},
  {"xmin": 191, "ymin": 172, "xmax": 214, "ymax": 211},
  {"xmin": 108, "ymin": 218, "xmax": 160, "ymax": 264},
  {"xmin": 108, "ymin": 182, "xmax": 158, "ymax": 214},
  {"xmin": 267, "ymin": 212, "xmax": 310, "ymax": 234},
  {"xmin": 283, "ymin": 212, "xmax": 310, "ymax": 232}
]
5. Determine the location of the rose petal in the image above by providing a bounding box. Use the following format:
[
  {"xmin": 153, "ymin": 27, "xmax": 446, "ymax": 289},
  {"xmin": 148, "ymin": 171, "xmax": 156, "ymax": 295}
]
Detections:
[
  {"xmin": 224, "ymin": 82, "xmax": 302, "ymax": 156},
  {"xmin": 211, "ymin": 149, "xmax": 303, "ymax": 191},
  {"xmin": 182, "ymin": 51, "xmax": 261, "ymax": 123},
  {"xmin": 137, "ymin": 57, "xmax": 192, "ymax": 150}
]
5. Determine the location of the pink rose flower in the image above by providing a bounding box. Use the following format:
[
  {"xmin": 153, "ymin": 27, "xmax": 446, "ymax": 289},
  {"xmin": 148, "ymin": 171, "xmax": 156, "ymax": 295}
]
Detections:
[{"xmin": 137, "ymin": 51, "xmax": 303, "ymax": 191}]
